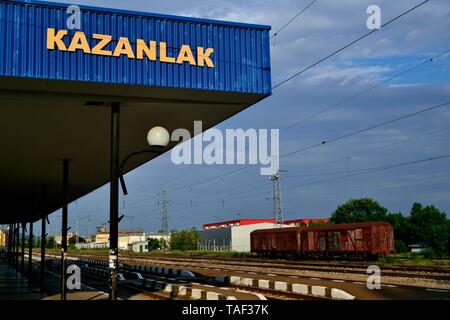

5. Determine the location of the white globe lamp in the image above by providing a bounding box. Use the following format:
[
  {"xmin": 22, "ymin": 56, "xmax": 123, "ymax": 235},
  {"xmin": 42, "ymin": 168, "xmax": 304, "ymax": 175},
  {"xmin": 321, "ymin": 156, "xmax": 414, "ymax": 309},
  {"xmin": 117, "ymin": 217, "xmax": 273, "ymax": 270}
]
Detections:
[{"xmin": 147, "ymin": 126, "xmax": 170, "ymax": 148}]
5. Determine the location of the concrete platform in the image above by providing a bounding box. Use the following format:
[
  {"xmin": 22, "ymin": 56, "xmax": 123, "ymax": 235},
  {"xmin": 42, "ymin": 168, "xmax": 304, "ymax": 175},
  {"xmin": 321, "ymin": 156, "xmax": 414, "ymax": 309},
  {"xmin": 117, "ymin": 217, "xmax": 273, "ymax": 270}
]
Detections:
[
  {"xmin": 0, "ymin": 261, "xmax": 108, "ymax": 300},
  {"xmin": 37, "ymin": 268, "xmax": 109, "ymax": 301},
  {"xmin": 0, "ymin": 263, "xmax": 45, "ymax": 300},
  {"xmin": 42, "ymin": 291, "xmax": 109, "ymax": 300}
]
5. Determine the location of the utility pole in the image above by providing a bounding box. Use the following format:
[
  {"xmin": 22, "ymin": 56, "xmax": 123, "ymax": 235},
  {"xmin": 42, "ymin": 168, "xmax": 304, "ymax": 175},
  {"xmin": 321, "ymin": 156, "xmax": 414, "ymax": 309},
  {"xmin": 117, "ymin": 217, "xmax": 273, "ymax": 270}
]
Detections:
[
  {"xmin": 40, "ymin": 185, "xmax": 47, "ymax": 293},
  {"xmin": 15, "ymin": 223, "xmax": 19, "ymax": 272},
  {"xmin": 87, "ymin": 215, "xmax": 91, "ymax": 242},
  {"xmin": 76, "ymin": 218, "xmax": 79, "ymax": 248},
  {"xmin": 109, "ymin": 102, "xmax": 120, "ymax": 300},
  {"xmin": 159, "ymin": 190, "xmax": 169, "ymax": 251},
  {"xmin": 28, "ymin": 221, "xmax": 33, "ymax": 276},
  {"xmin": 269, "ymin": 165, "xmax": 286, "ymax": 226},
  {"xmin": 61, "ymin": 158, "xmax": 69, "ymax": 301},
  {"xmin": 77, "ymin": 215, "xmax": 92, "ymax": 244},
  {"xmin": 21, "ymin": 223, "xmax": 25, "ymax": 274}
]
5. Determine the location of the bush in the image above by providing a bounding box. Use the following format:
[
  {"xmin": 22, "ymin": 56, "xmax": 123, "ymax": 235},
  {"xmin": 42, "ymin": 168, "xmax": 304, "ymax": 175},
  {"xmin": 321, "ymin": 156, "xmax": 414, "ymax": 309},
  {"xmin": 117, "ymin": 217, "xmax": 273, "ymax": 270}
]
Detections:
[
  {"xmin": 395, "ymin": 240, "xmax": 408, "ymax": 253},
  {"xmin": 147, "ymin": 238, "xmax": 160, "ymax": 251},
  {"xmin": 170, "ymin": 228, "xmax": 199, "ymax": 251},
  {"xmin": 423, "ymin": 248, "xmax": 436, "ymax": 259},
  {"xmin": 331, "ymin": 199, "xmax": 450, "ymax": 256},
  {"xmin": 330, "ymin": 198, "xmax": 388, "ymax": 223}
]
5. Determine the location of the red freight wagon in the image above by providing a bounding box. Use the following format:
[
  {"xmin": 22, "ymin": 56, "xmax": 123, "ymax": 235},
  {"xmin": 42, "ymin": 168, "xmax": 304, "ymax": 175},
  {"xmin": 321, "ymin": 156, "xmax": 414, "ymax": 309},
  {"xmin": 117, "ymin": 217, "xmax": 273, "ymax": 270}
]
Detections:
[
  {"xmin": 251, "ymin": 221, "xmax": 395, "ymax": 259},
  {"xmin": 250, "ymin": 227, "xmax": 298, "ymax": 253}
]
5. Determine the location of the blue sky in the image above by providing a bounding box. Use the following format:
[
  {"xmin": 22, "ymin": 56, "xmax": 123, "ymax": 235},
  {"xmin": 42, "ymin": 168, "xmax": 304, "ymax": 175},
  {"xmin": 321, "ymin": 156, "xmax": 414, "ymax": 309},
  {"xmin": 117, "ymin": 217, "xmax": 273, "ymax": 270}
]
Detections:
[{"xmin": 39, "ymin": 0, "xmax": 450, "ymax": 236}]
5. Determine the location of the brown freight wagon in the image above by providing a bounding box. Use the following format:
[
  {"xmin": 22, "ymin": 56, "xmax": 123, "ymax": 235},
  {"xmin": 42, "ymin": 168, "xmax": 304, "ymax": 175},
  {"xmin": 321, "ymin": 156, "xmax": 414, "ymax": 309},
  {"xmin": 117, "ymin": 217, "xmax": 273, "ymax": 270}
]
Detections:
[{"xmin": 251, "ymin": 221, "xmax": 395, "ymax": 259}]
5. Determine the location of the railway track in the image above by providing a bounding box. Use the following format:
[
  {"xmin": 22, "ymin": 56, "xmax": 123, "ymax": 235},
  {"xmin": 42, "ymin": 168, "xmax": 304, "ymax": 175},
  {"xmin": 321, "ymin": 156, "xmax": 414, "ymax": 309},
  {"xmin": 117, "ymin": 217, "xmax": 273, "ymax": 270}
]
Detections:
[
  {"xmin": 38, "ymin": 251, "xmax": 450, "ymax": 283},
  {"xmin": 29, "ymin": 253, "xmax": 450, "ymax": 300},
  {"xmin": 104, "ymin": 255, "xmax": 450, "ymax": 282},
  {"xmin": 31, "ymin": 254, "xmax": 276, "ymax": 300},
  {"xmin": 134, "ymin": 255, "xmax": 450, "ymax": 274},
  {"xmin": 32, "ymin": 254, "xmax": 329, "ymax": 300},
  {"xmin": 30, "ymin": 256, "xmax": 168, "ymax": 300}
]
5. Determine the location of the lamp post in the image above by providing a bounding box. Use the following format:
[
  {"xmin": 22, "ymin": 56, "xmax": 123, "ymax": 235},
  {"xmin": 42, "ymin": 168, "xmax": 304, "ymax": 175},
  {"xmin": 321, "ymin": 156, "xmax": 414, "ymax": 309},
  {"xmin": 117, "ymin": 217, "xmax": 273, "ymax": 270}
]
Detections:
[
  {"xmin": 109, "ymin": 124, "xmax": 170, "ymax": 300},
  {"xmin": 119, "ymin": 127, "xmax": 171, "ymax": 196}
]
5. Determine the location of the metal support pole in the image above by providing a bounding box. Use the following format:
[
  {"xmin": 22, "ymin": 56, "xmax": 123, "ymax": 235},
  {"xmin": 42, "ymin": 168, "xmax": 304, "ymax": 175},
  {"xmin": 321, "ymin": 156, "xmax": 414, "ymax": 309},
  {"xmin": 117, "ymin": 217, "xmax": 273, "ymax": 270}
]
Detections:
[
  {"xmin": 21, "ymin": 223, "xmax": 25, "ymax": 274},
  {"xmin": 61, "ymin": 159, "xmax": 69, "ymax": 300},
  {"xmin": 28, "ymin": 221, "xmax": 33, "ymax": 277},
  {"xmin": 7, "ymin": 224, "xmax": 12, "ymax": 265},
  {"xmin": 12, "ymin": 224, "xmax": 16, "ymax": 267},
  {"xmin": 40, "ymin": 216, "xmax": 46, "ymax": 292},
  {"xmin": 76, "ymin": 218, "xmax": 79, "ymax": 248},
  {"xmin": 39, "ymin": 185, "xmax": 47, "ymax": 292},
  {"xmin": 15, "ymin": 223, "xmax": 19, "ymax": 272},
  {"xmin": 11, "ymin": 224, "xmax": 16, "ymax": 267},
  {"xmin": 109, "ymin": 102, "xmax": 120, "ymax": 300}
]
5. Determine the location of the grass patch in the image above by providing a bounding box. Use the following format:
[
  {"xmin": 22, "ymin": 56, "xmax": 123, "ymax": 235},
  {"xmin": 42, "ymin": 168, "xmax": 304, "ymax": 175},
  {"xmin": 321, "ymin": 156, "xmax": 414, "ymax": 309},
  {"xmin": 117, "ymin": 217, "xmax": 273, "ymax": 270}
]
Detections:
[{"xmin": 379, "ymin": 252, "xmax": 450, "ymax": 267}]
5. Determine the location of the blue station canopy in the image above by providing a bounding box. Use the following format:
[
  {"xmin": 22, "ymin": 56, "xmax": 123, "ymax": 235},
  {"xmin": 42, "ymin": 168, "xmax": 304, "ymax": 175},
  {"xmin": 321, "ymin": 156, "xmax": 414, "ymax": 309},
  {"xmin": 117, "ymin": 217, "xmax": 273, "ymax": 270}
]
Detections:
[{"xmin": 0, "ymin": 0, "xmax": 271, "ymax": 223}]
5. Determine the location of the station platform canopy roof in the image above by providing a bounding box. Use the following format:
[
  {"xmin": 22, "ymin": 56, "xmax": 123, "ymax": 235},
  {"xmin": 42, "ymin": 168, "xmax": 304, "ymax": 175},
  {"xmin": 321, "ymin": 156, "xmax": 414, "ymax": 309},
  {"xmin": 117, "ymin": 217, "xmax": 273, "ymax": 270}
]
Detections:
[{"xmin": 0, "ymin": 0, "xmax": 271, "ymax": 223}]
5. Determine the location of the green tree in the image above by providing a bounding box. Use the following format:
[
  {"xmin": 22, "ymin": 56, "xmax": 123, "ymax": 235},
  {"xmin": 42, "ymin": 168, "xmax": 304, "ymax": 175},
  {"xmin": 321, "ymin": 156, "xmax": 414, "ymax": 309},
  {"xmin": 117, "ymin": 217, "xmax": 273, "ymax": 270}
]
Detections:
[
  {"xmin": 331, "ymin": 198, "xmax": 450, "ymax": 256},
  {"xmin": 408, "ymin": 202, "xmax": 449, "ymax": 256},
  {"xmin": 394, "ymin": 239, "xmax": 408, "ymax": 253},
  {"xmin": 147, "ymin": 238, "xmax": 161, "ymax": 251},
  {"xmin": 330, "ymin": 198, "xmax": 388, "ymax": 223},
  {"xmin": 170, "ymin": 228, "xmax": 199, "ymax": 251},
  {"xmin": 33, "ymin": 237, "xmax": 40, "ymax": 248},
  {"xmin": 46, "ymin": 236, "xmax": 55, "ymax": 249},
  {"xmin": 308, "ymin": 220, "xmax": 329, "ymax": 227},
  {"xmin": 386, "ymin": 212, "xmax": 411, "ymax": 244}
]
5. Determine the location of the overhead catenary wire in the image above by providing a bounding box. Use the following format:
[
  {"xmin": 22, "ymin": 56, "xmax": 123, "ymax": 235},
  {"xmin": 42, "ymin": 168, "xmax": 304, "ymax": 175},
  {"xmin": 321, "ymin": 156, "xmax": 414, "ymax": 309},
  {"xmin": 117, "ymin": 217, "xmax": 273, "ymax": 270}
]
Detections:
[
  {"xmin": 270, "ymin": 0, "xmax": 318, "ymax": 39},
  {"xmin": 281, "ymin": 48, "xmax": 450, "ymax": 132},
  {"xmin": 272, "ymin": 0, "xmax": 431, "ymax": 89},
  {"xmin": 169, "ymin": 167, "xmax": 249, "ymax": 193},
  {"xmin": 59, "ymin": 114, "xmax": 450, "ymax": 226},
  {"xmin": 150, "ymin": 48, "xmax": 449, "ymax": 195},
  {"xmin": 58, "ymin": 0, "xmax": 443, "ymax": 226},
  {"xmin": 281, "ymin": 100, "xmax": 450, "ymax": 159},
  {"xmin": 177, "ymin": 98, "xmax": 449, "ymax": 196},
  {"xmin": 180, "ymin": 123, "xmax": 450, "ymax": 205},
  {"xmin": 284, "ymin": 125, "xmax": 450, "ymax": 177},
  {"xmin": 223, "ymin": 153, "xmax": 450, "ymax": 201},
  {"xmin": 284, "ymin": 124, "xmax": 450, "ymax": 175},
  {"xmin": 283, "ymin": 154, "xmax": 450, "ymax": 192},
  {"xmin": 83, "ymin": 150, "xmax": 450, "ymax": 228},
  {"xmin": 164, "ymin": 152, "xmax": 450, "ymax": 210},
  {"xmin": 286, "ymin": 143, "xmax": 450, "ymax": 178},
  {"xmin": 28, "ymin": 2, "xmax": 439, "ymax": 228},
  {"xmin": 290, "ymin": 171, "xmax": 450, "ymax": 205},
  {"xmin": 128, "ymin": 98, "xmax": 450, "ymax": 207},
  {"xmin": 191, "ymin": 124, "xmax": 450, "ymax": 204},
  {"xmin": 117, "ymin": 7, "xmax": 442, "ymax": 198}
]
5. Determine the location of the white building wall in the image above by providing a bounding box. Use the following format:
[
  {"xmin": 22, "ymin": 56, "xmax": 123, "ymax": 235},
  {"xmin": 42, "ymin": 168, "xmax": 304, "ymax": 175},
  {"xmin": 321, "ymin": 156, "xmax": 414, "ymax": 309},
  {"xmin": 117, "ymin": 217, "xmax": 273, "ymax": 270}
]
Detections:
[
  {"xmin": 231, "ymin": 223, "xmax": 277, "ymax": 252},
  {"xmin": 129, "ymin": 241, "xmax": 149, "ymax": 253},
  {"xmin": 118, "ymin": 234, "xmax": 146, "ymax": 250}
]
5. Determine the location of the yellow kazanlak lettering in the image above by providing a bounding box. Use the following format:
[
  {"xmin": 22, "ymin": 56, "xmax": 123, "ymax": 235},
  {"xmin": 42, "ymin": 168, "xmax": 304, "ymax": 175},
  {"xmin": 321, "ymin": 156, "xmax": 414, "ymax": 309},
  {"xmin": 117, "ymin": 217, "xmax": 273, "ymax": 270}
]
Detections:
[{"xmin": 46, "ymin": 28, "xmax": 215, "ymax": 68}]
